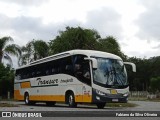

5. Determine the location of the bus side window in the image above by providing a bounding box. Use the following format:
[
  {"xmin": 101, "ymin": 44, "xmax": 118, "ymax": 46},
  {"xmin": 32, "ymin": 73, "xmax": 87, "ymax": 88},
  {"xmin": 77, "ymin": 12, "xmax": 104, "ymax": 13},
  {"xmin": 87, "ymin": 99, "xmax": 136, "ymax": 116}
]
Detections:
[
  {"xmin": 51, "ymin": 68, "xmax": 56, "ymax": 74},
  {"xmin": 46, "ymin": 69, "xmax": 50, "ymax": 75},
  {"xmin": 65, "ymin": 64, "xmax": 73, "ymax": 75},
  {"xmin": 15, "ymin": 74, "xmax": 20, "ymax": 80},
  {"xmin": 59, "ymin": 56, "xmax": 73, "ymax": 75},
  {"xmin": 32, "ymin": 72, "xmax": 35, "ymax": 77},
  {"xmin": 15, "ymin": 70, "xmax": 21, "ymax": 80},
  {"xmin": 82, "ymin": 61, "xmax": 91, "ymax": 85},
  {"xmin": 37, "ymin": 71, "xmax": 41, "ymax": 76}
]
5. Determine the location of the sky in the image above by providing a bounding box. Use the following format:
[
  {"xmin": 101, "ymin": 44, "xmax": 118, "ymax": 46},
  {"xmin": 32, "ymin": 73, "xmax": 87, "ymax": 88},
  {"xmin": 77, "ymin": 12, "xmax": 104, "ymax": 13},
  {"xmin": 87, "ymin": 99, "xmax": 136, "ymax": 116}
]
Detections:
[{"xmin": 1, "ymin": 0, "xmax": 160, "ymax": 66}]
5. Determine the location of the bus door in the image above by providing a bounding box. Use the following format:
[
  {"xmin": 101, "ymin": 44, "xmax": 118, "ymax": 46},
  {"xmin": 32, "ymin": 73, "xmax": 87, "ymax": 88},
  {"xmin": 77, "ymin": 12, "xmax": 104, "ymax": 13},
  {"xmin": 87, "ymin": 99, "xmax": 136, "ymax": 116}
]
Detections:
[{"xmin": 73, "ymin": 55, "xmax": 92, "ymax": 102}]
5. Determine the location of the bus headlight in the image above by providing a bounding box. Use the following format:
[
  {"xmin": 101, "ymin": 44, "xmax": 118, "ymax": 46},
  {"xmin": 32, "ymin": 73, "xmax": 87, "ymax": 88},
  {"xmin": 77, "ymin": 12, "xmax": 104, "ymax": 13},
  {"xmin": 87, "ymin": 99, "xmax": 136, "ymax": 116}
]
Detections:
[
  {"xmin": 123, "ymin": 93, "xmax": 128, "ymax": 97},
  {"xmin": 96, "ymin": 90, "xmax": 105, "ymax": 96}
]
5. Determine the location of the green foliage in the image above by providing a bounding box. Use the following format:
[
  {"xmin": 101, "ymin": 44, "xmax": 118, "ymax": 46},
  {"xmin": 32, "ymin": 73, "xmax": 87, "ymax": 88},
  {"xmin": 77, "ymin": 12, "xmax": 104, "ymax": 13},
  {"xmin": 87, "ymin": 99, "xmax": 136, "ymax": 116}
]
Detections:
[
  {"xmin": 19, "ymin": 40, "xmax": 49, "ymax": 66},
  {"xmin": 127, "ymin": 57, "xmax": 151, "ymax": 91},
  {"xmin": 49, "ymin": 26, "xmax": 100, "ymax": 54},
  {"xmin": 150, "ymin": 77, "xmax": 160, "ymax": 93},
  {"xmin": 0, "ymin": 36, "xmax": 21, "ymax": 65},
  {"xmin": 98, "ymin": 36, "xmax": 127, "ymax": 60},
  {"xmin": 98, "ymin": 36, "xmax": 120, "ymax": 53},
  {"xmin": 49, "ymin": 26, "xmax": 126, "ymax": 61},
  {"xmin": 0, "ymin": 63, "xmax": 14, "ymax": 98},
  {"xmin": 127, "ymin": 56, "xmax": 160, "ymax": 91}
]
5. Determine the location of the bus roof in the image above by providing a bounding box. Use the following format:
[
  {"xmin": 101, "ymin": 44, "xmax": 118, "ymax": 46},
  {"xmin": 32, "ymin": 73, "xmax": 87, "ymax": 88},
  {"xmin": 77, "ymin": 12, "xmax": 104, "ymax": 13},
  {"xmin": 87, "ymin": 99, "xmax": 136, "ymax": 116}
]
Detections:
[{"xmin": 16, "ymin": 50, "xmax": 122, "ymax": 70}]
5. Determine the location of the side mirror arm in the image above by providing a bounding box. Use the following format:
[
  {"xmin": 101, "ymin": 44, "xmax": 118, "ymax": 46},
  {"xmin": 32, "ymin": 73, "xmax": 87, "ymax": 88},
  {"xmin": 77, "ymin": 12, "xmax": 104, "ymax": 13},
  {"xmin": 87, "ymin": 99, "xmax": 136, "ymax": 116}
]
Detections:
[
  {"xmin": 124, "ymin": 62, "xmax": 136, "ymax": 72},
  {"xmin": 84, "ymin": 58, "xmax": 97, "ymax": 69}
]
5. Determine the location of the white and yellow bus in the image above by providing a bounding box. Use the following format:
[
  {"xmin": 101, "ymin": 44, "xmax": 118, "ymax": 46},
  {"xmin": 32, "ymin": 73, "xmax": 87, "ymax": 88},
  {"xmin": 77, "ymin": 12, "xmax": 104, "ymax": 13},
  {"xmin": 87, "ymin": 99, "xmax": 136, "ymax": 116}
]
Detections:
[{"xmin": 14, "ymin": 50, "xmax": 136, "ymax": 108}]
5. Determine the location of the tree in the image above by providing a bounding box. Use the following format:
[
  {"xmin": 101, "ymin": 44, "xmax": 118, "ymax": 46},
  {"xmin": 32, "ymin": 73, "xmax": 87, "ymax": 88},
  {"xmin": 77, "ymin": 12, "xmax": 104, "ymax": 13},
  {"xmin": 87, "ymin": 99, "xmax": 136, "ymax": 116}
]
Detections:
[
  {"xmin": 0, "ymin": 63, "xmax": 14, "ymax": 98},
  {"xmin": 49, "ymin": 26, "xmax": 100, "ymax": 54},
  {"xmin": 19, "ymin": 40, "xmax": 49, "ymax": 66},
  {"xmin": 0, "ymin": 36, "xmax": 21, "ymax": 66},
  {"xmin": 150, "ymin": 77, "xmax": 160, "ymax": 93},
  {"xmin": 98, "ymin": 36, "xmax": 127, "ymax": 60},
  {"xmin": 127, "ymin": 57, "xmax": 151, "ymax": 91}
]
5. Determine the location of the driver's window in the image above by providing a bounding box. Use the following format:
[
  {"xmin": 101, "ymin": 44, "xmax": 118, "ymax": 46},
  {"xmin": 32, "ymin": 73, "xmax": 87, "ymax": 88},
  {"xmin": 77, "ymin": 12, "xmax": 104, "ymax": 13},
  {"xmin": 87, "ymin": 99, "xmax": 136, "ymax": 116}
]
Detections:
[{"xmin": 73, "ymin": 55, "xmax": 91, "ymax": 86}]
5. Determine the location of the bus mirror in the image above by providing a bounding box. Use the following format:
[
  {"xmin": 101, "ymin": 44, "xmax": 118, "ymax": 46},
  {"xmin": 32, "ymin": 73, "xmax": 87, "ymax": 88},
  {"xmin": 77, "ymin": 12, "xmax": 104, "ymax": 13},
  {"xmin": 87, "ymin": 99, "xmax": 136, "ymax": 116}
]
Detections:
[
  {"xmin": 124, "ymin": 62, "xmax": 136, "ymax": 72},
  {"xmin": 84, "ymin": 58, "xmax": 97, "ymax": 69}
]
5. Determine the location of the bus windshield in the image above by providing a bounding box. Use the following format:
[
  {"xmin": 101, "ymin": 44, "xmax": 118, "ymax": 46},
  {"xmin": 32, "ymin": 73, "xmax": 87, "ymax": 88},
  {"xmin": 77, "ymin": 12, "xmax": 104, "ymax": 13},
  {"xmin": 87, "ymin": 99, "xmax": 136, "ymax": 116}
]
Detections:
[{"xmin": 92, "ymin": 57, "xmax": 128, "ymax": 88}]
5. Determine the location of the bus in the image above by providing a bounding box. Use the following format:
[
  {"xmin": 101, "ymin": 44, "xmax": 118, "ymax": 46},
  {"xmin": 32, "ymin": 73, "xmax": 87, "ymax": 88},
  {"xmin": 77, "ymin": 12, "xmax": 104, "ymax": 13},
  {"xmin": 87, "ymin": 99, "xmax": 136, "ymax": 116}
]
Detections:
[{"xmin": 14, "ymin": 50, "xmax": 136, "ymax": 109}]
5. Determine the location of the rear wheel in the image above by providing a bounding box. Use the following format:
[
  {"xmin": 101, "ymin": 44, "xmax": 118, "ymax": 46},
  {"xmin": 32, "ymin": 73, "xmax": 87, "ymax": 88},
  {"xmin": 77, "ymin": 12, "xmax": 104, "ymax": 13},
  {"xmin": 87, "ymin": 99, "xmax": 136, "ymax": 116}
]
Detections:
[
  {"xmin": 96, "ymin": 103, "xmax": 106, "ymax": 109},
  {"xmin": 68, "ymin": 93, "xmax": 77, "ymax": 108},
  {"xmin": 24, "ymin": 93, "xmax": 30, "ymax": 105},
  {"xmin": 24, "ymin": 93, "xmax": 35, "ymax": 105}
]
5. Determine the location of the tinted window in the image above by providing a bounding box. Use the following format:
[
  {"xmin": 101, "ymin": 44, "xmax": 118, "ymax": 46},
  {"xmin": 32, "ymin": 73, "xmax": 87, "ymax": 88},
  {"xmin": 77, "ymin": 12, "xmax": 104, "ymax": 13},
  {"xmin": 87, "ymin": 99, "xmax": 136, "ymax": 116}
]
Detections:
[
  {"xmin": 15, "ymin": 56, "xmax": 74, "ymax": 80},
  {"xmin": 73, "ymin": 55, "xmax": 91, "ymax": 86}
]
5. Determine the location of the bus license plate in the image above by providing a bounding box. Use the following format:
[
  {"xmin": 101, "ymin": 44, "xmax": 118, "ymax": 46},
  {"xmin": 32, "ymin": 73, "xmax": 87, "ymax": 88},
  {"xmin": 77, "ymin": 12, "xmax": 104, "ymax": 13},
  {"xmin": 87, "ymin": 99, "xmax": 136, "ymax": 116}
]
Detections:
[
  {"xmin": 112, "ymin": 99, "xmax": 118, "ymax": 102},
  {"xmin": 110, "ymin": 89, "xmax": 117, "ymax": 94}
]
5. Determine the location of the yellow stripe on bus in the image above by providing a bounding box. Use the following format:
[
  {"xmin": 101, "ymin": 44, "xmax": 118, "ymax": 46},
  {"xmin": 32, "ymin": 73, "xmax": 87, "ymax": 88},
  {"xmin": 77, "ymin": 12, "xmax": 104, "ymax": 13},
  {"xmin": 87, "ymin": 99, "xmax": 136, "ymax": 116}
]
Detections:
[
  {"xmin": 14, "ymin": 90, "xmax": 24, "ymax": 100},
  {"xmin": 21, "ymin": 82, "xmax": 31, "ymax": 88},
  {"xmin": 14, "ymin": 90, "xmax": 92, "ymax": 102},
  {"xmin": 29, "ymin": 95, "xmax": 65, "ymax": 101},
  {"xmin": 29, "ymin": 95, "xmax": 92, "ymax": 102}
]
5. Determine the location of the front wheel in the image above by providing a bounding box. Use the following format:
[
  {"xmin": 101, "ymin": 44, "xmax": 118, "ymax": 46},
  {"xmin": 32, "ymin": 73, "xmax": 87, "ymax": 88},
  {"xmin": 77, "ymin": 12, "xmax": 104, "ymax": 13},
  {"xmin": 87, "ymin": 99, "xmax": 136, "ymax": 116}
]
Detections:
[
  {"xmin": 96, "ymin": 103, "xmax": 106, "ymax": 109},
  {"xmin": 68, "ymin": 93, "xmax": 77, "ymax": 108}
]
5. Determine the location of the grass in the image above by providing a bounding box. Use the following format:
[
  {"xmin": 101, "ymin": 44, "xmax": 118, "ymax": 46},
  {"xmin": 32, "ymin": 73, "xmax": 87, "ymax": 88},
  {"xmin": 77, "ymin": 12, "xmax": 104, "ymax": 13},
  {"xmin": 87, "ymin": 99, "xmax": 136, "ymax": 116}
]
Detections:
[
  {"xmin": 106, "ymin": 102, "xmax": 138, "ymax": 107},
  {"xmin": 128, "ymin": 97, "xmax": 148, "ymax": 101},
  {"xmin": 147, "ymin": 98, "xmax": 160, "ymax": 102},
  {"xmin": 83, "ymin": 102, "xmax": 138, "ymax": 108}
]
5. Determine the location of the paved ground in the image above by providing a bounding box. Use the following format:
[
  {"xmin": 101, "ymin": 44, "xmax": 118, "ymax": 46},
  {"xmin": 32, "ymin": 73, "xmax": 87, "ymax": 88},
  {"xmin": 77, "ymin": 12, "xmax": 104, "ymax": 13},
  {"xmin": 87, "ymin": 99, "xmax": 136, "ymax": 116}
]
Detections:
[
  {"xmin": 0, "ymin": 101, "xmax": 160, "ymax": 120},
  {"xmin": 0, "ymin": 100, "xmax": 160, "ymax": 111}
]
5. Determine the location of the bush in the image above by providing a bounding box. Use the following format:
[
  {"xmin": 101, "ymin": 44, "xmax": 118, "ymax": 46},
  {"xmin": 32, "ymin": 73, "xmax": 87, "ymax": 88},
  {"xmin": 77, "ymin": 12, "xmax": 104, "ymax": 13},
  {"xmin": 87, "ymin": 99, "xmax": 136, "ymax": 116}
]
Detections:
[
  {"xmin": 0, "ymin": 63, "xmax": 14, "ymax": 98},
  {"xmin": 150, "ymin": 77, "xmax": 160, "ymax": 93}
]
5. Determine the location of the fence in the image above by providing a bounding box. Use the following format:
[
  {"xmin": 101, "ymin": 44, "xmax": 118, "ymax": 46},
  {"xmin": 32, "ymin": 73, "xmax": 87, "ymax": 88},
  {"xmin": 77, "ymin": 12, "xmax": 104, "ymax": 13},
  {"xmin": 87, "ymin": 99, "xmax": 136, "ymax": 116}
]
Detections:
[
  {"xmin": 129, "ymin": 91, "xmax": 160, "ymax": 99},
  {"xmin": 129, "ymin": 91, "xmax": 149, "ymax": 98}
]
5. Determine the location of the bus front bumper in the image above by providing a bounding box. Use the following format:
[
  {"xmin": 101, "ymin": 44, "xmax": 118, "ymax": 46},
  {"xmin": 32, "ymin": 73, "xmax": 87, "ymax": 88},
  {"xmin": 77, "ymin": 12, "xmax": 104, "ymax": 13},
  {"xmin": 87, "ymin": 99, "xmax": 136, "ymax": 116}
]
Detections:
[{"xmin": 92, "ymin": 89, "xmax": 128, "ymax": 103}]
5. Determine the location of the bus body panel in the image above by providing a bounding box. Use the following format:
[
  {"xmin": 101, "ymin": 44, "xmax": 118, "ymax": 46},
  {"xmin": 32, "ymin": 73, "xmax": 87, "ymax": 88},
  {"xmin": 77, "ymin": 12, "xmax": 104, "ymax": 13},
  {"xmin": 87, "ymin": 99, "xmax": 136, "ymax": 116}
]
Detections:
[
  {"xmin": 14, "ymin": 50, "xmax": 133, "ymax": 105},
  {"xmin": 14, "ymin": 74, "xmax": 92, "ymax": 103}
]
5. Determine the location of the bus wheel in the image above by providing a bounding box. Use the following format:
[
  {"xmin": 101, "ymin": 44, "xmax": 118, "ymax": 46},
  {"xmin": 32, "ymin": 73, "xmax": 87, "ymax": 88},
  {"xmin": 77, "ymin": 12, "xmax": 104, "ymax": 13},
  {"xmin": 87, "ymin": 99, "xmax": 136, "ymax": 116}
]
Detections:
[
  {"xmin": 68, "ymin": 93, "xmax": 77, "ymax": 108},
  {"xmin": 46, "ymin": 102, "xmax": 56, "ymax": 106},
  {"xmin": 96, "ymin": 103, "xmax": 106, "ymax": 109},
  {"xmin": 24, "ymin": 93, "xmax": 30, "ymax": 105}
]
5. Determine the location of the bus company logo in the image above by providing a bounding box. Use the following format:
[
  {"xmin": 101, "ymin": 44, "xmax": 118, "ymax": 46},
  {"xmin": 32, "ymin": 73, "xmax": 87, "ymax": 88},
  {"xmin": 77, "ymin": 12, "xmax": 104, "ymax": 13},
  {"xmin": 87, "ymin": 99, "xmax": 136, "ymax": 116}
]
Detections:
[
  {"xmin": 60, "ymin": 78, "xmax": 73, "ymax": 83},
  {"xmin": 2, "ymin": 112, "xmax": 11, "ymax": 117},
  {"xmin": 36, "ymin": 78, "xmax": 58, "ymax": 86}
]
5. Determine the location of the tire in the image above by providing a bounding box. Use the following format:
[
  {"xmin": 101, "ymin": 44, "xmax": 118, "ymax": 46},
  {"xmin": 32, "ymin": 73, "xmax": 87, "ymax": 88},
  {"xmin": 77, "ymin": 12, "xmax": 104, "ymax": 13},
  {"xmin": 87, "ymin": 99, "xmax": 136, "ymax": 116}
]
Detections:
[
  {"xmin": 46, "ymin": 102, "xmax": 56, "ymax": 106},
  {"xmin": 96, "ymin": 103, "xmax": 106, "ymax": 109},
  {"xmin": 24, "ymin": 93, "xmax": 36, "ymax": 105},
  {"xmin": 68, "ymin": 93, "xmax": 77, "ymax": 108},
  {"xmin": 24, "ymin": 93, "xmax": 30, "ymax": 105}
]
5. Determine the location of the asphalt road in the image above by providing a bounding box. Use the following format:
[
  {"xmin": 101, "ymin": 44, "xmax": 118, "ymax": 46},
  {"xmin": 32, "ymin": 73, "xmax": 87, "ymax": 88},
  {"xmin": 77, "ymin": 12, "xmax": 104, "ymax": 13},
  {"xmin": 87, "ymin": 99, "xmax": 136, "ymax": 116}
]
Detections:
[
  {"xmin": 0, "ymin": 100, "xmax": 160, "ymax": 111},
  {"xmin": 0, "ymin": 101, "xmax": 160, "ymax": 120}
]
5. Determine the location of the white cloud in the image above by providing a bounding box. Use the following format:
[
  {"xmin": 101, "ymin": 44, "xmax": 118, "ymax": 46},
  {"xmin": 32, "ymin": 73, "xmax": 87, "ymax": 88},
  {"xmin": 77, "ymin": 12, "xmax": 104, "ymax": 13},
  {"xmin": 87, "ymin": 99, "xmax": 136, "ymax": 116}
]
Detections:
[
  {"xmin": 0, "ymin": 0, "xmax": 48, "ymax": 6},
  {"xmin": 84, "ymin": 7, "xmax": 122, "ymax": 39},
  {"xmin": 136, "ymin": 0, "xmax": 160, "ymax": 42},
  {"xmin": 0, "ymin": 0, "xmax": 160, "ymax": 60}
]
